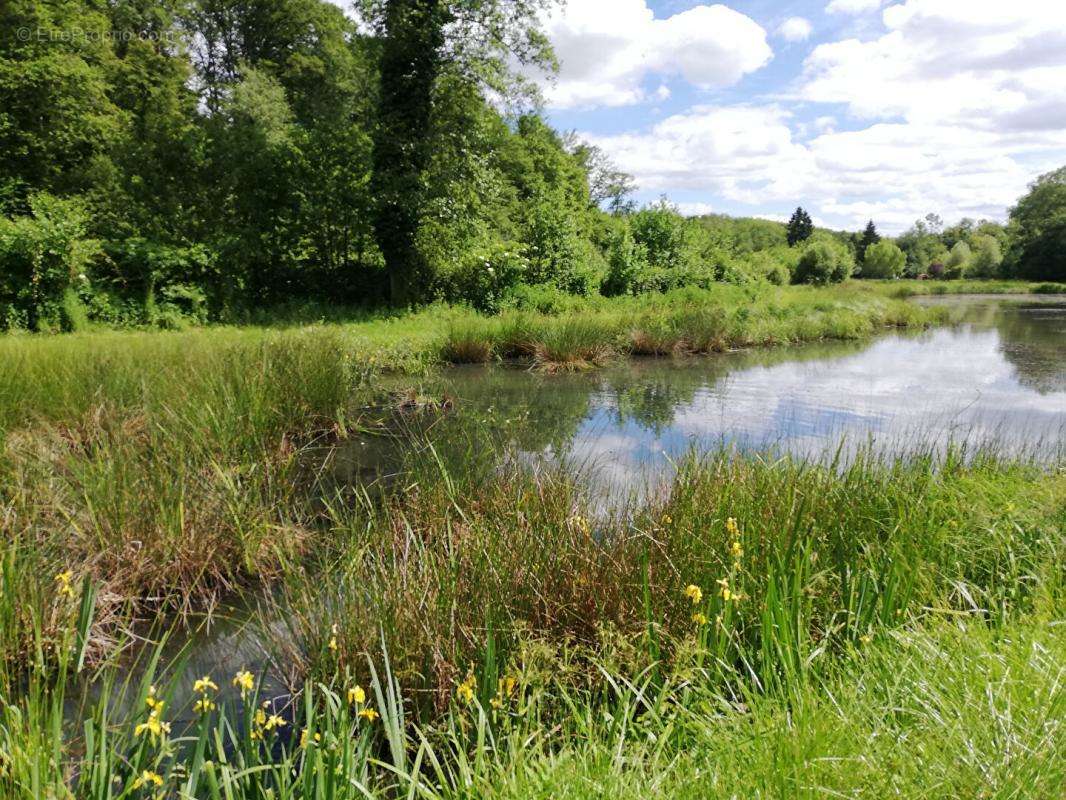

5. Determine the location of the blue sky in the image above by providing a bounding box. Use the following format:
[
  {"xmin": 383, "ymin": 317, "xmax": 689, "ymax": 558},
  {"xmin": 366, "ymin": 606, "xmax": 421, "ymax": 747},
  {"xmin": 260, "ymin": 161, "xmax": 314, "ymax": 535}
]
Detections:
[{"xmin": 532, "ymin": 0, "xmax": 1066, "ymax": 233}]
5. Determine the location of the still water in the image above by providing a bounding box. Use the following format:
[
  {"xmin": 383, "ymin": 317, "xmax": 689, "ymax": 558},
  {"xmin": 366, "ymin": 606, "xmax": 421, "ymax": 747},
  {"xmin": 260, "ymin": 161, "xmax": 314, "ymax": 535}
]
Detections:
[{"xmin": 424, "ymin": 295, "xmax": 1065, "ymax": 498}]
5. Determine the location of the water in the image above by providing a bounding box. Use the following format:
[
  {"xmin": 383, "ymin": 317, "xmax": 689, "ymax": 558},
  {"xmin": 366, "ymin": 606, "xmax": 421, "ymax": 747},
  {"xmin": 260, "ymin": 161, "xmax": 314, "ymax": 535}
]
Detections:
[
  {"xmin": 103, "ymin": 295, "xmax": 1066, "ymax": 712},
  {"xmin": 414, "ymin": 295, "xmax": 1065, "ymax": 500}
]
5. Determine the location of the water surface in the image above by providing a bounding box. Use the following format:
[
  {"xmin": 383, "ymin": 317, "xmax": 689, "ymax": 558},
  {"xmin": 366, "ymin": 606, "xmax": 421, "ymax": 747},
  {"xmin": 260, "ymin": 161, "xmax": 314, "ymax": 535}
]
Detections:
[{"xmin": 418, "ymin": 295, "xmax": 1066, "ymax": 498}]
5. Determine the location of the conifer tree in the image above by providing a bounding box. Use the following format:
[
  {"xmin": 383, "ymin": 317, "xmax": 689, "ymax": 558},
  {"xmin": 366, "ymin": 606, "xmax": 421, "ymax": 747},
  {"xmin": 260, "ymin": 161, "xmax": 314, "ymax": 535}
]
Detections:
[
  {"xmin": 857, "ymin": 219, "xmax": 880, "ymax": 262},
  {"xmin": 786, "ymin": 206, "xmax": 813, "ymax": 246}
]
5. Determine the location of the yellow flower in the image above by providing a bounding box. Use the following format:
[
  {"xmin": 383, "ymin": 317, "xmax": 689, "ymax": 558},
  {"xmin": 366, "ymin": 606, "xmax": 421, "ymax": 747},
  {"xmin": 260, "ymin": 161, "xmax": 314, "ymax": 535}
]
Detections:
[
  {"xmin": 328, "ymin": 624, "xmax": 339, "ymax": 653},
  {"xmin": 134, "ymin": 709, "xmax": 170, "ymax": 741},
  {"xmin": 859, "ymin": 634, "xmax": 872, "ymax": 645},
  {"xmin": 568, "ymin": 515, "xmax": 590, "ymax": 534},
  {"xmin": 54, "ymin": 570, "xmax": 75, "ymax": 597},
  {"xmin": 721, "ymin": 587, "xmax": 733, "ymax": 602},
  {"xmin": 193, "ymin": 697, "xmax": 216, "ymax": 714},
  {"xmin": 254, "ymin": 708, "xmax": 267, "ymax": 727},
  {"xmin": 456, "ymin": 674, "xmax": 476, "ymax": 705},
  {"xmin": 347, "ymin": 685, "xmax": 366, "ymax": 706},
  {"xmin": 232, "ymin": 670, "xmax": 254, "ymax": 695},
  {"xmin": 132, "ymin": 770, "xmax": 164, "ymax": 789},
  {"xmin": 264, "ymin": 714, "xmax": 286, "ymax": 731},
  {"xmin": 683, "ymin": 584, "xmax": 703, "ymax": 605},
  {"xmin": 692, "ymin": 612, "xmax": 708, "ymax": 626},
  {"xmin": 726, "ymin": 517, "xmax": 739, "ymax": 537},
  {"xmin": 490, "ymin": 676, "xmax": 517, "ymax": 709},
  {"xmin": 730, "ymin": 540, "xmax": 743, "ymax": 559},
  {"xmin": 145, "ymin": 685, "xmax": 162, "ymax": 711},
  {"xmin": 300, "ymin": 728, "xmax": 322, "ymax": 748},
  {"xmin": 358, "ymin": 707, "xmax": 380, "ymax": 722},
  {"xmin": 193, "ymin": 676, "xmax": 218, "ymax": 694},
  {"xmin": 661, "ymin": 514, "xmax": 672, "ymax": 525}
]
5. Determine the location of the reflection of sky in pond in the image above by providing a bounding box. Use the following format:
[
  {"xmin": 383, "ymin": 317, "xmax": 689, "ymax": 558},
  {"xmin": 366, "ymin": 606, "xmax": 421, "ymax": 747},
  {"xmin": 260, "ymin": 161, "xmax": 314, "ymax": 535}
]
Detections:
[{"xmin": 443, "ymin": 299, "xmax": 1066, "ymax": 499}]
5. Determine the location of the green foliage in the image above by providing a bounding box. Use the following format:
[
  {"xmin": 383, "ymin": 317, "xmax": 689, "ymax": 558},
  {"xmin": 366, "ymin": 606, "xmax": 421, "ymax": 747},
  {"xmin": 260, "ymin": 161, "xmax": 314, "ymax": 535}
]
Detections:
[
  {"xmin": 786, "ymin": 206, "xmax": 814, "ymax": 246},
  {"xmin": 966, "ymin": 234, "xmax": 1003, "ymax": 278},
  {"xmin": 0, "ymin": 193, "xmax": 99, "ymax": 331},
  {"xmin": 944, "ymin": 240, "xmax": 972, "ymax": 279},
  {"xmin": 793, "ymin": 236, "xmax": 854, "ymax": 285},
  {"xmin": 860, "ymin": 240, "xmax": 906, "ymax": 279},
  {"xmin": 856, "ymin": 219, "xmax": 880, "ymax": 262},
  {"xmin": 445, "ymin": 241, "xmax": 528, "ymax": 313},
  {"xmin": 1006, "ymin": 166, "xmax": 1066, "ymax": 281}
]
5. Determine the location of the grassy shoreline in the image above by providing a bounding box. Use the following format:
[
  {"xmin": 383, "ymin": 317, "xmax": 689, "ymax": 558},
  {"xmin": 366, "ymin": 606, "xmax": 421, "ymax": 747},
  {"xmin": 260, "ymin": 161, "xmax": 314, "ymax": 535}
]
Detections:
[{"xmin": 1, "ymin": 281, "xmax": 1063, "ymax": 798}]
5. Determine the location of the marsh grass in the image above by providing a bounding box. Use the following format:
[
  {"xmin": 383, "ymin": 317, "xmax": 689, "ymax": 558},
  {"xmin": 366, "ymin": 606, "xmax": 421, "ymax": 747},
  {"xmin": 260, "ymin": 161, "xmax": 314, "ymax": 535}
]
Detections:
[
  {"xmin": 258, "ymin": 443, "xmax": 1064, "ymax": 719},
  {"xmin": 438, "ymin": 285, "xmax": 946, "ymax": 369}
]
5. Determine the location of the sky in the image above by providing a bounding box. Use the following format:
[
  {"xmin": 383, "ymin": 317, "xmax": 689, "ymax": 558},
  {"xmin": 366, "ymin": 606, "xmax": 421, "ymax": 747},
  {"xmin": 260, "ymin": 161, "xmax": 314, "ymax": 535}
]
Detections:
[
  {"xmin": 335, "ymin": 1, "xmax": 1066, "ymax": 235},
  {"xmin": 532, "ymin": 0, "xmax": 1066, "ymax": 233}
]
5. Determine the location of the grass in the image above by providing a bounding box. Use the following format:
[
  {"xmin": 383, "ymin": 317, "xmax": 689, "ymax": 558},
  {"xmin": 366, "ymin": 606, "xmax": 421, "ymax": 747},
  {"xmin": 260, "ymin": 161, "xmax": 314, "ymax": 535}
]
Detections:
[
  {"xmin": 0, "ymin": 445, "xmax": 1062, "ymax": 798},
  {"xmin": 0, "ymin": 280, "xmax": 1062, "ymax": 797},
  {"xmin": 436, "ymin": 284, "xmax": 947, "ymax": 368},
  {"xmin": 871, "ymin": 277, "xmax": 1066, "ymax": 298}
]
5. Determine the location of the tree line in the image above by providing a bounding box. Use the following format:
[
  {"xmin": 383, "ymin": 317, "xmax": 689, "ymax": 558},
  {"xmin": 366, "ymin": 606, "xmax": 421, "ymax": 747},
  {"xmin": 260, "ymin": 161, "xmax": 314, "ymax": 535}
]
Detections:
[{"xmin": 1, "ymin": 0, "xmax": 1063, "ymax": 332}]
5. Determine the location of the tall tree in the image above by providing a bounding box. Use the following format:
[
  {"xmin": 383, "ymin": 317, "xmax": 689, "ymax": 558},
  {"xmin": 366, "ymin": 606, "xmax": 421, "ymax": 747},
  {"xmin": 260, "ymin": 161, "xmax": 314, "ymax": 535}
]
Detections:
[
  {"xmin": 857, "ymin": 219, "xmax": 880, "ymax": 263},
  {"xmin": 1006, "ymin": 166, "xmax": 1066, "ymax": 281},
  {"xmin": 360, "ymin": 0, "xmax": 558, "ymax": 305},
  {"xmin": 786, "ymin": 206, "xmax": 813, "ymax": 247}
]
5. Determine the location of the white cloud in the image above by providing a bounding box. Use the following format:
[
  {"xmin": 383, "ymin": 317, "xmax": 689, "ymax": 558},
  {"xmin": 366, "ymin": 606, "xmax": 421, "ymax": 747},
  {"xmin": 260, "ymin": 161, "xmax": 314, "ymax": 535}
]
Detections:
[
  {"xmin": 777, "ymin": 17, "xmax": 813, "ymax": 42},
  {"xmin": 541, "ymin": 0, "xmax": 772, "ymax": 108},
  {"xmin": 585, "ymin": 105, "xmax": 1062, "ymax": 233},
  {"xmin": 802, "ymin": 0, "xmax": 1066, "ymax": 132},
  {"xmin": 825, "ymin": 0, "xmax": 883, "ymax": 14}
]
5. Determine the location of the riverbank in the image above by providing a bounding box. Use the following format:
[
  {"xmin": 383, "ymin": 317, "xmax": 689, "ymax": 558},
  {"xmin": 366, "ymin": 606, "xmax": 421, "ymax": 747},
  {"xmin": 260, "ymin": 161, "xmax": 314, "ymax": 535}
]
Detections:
[{"xmin": 0, "ymin": 283, "xmax": 946, "ymax": 429}]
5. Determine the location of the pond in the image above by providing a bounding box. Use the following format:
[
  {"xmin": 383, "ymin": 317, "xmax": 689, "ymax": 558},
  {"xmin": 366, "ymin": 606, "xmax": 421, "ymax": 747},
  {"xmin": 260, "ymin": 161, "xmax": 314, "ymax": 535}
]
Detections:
[
  {"xmin": 415, "ymin": 295, "xmax": 1066, "ymax": 500},
  {"xmin": 97, "ymin": 295, "xmax": 1066, "ymax": 720}
]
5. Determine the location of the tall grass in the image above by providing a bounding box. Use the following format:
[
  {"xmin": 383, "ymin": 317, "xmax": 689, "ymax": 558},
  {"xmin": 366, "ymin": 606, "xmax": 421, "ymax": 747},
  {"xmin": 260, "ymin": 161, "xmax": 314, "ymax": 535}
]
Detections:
[{"xmin": 438, "ymin": 285, "xmax": 946, "ymax": 369}]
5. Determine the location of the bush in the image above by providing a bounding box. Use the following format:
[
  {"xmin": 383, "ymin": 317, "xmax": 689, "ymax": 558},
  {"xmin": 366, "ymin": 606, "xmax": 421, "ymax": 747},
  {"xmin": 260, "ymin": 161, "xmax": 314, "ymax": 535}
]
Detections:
[
  {"xmin": 793, "ymin": 237, "xmax": 854, "ymax": 285},
  {"xmin": 0, "ymin": 193, "xmax": 99, "ymax": 331},
  {"xmin": 503, "ymin": 282, "xmax": 591, "ymax": 315},
  {"xmin": 602, "ymin": 227, "xmax": 649, "ymax": 296},
  {"xmin": 445, "ymin": 241, "xmax": 528, "ymax": 313},
  {"xmin": 860, "ymin": 240, "xmax": 906, "ymax": 279}
]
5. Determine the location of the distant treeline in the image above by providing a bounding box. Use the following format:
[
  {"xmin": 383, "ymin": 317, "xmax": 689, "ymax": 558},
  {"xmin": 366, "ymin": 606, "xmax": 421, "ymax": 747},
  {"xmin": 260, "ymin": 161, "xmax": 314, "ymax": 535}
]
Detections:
[{"xmin": 1, "ymin": 0, "xmax": 1064, "ymax": 332}]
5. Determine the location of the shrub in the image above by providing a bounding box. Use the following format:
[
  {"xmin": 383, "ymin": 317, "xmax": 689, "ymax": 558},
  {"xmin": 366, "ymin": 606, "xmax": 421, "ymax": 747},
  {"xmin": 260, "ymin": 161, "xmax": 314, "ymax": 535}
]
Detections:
[
  {"xmin": 860, "ymin": 240, "xmax": 906, "ymax": 279},
  {"xmin": 793, "ymin": 237, "xmax": 854, "ymax": 285},
  {"xmin": 0, "ymin": 193, "xmax": 99, "ymax": 331},
  {"xmin": 602, "ymin": 227, "xmax": 650, "ymax": 296},
  {"xmin": 445, "ymin": 242, "xmax": 527, "ymax": 313}
]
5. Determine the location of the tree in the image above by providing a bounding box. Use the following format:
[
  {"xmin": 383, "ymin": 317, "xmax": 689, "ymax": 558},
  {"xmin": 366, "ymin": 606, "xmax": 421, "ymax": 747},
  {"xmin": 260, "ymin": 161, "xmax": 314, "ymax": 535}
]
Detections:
[
  {"xmin": 856, "ymin": 220, "xmax": 880, "ymax": 263},
  {"xmin": 786, "ymin": 207, "xmax": 813, "ymax": 247},
  {"xmin": 944, "ymin": 240, "xmax": 971, "ymax": 279},
  {"xmin": 792, "ymin": 236, "xmax": 853, "ymax": 285},
  {"xmin": 966, "ymin": 234, "xmax": 1003, "ymax": 278},
  {"xmin": 1006, "ymin": 166, "xmax": 1066, "ymax": 281},
  {"xmin": 566, "ymin": 138, "xmax": 636, "ymax": 214},
  {"xmin": 360, "ymin": 0, "xmax": 558, "ymax": 305},
  {"xmin": 860, "ymin": 240, "xmax": 905, "ymax": 279}
]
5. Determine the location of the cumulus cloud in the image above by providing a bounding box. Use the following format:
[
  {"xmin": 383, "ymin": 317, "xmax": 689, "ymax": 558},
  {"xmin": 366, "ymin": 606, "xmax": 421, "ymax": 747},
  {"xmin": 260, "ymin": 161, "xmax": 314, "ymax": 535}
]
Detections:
[
  {"xmin": 777, "ymin": 17, "xmax": 813, "ymax": 42},
  {"xmin": 802, "ymin": 0, "xmax": 1066, "ymax": 132},
  {"xmin": 584, "ymin": 105, "xmax": 1063, "ymax": 233},
  {"xmin": 825, "ymin": 0, "xmax": 883, "ymax": 13},
  {"xmin": 541, "ymin": 0, "xmax": 772, "ymax": 108}
]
